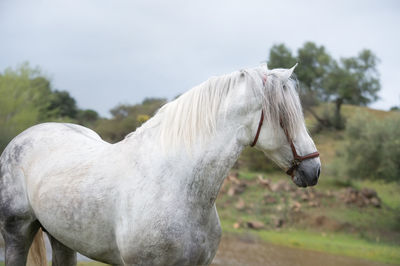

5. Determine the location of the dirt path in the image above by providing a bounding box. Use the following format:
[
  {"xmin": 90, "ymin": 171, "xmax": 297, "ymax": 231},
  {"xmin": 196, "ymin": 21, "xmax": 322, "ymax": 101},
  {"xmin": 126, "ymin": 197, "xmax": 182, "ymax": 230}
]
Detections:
[{"xmin": 211, "ymin": 236, "xmax": 391, "ymax": 266}]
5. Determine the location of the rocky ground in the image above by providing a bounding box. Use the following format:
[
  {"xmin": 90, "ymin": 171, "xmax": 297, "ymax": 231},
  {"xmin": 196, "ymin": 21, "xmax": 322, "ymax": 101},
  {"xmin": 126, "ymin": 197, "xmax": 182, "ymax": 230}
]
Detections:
[{"xmin": 218, "ymin": 172, "xmax": 385, "ymax": 235}]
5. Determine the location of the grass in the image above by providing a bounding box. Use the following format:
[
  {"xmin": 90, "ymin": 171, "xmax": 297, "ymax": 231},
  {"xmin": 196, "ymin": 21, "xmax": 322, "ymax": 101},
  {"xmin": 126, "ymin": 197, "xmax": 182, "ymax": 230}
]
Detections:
[
  {"xmin": 216, "ymin": 170, "xmax": 400, "ymax": 263},
  {"xmin": 220, "ymin": 227, "xmax": 400, "ymax": 265}
]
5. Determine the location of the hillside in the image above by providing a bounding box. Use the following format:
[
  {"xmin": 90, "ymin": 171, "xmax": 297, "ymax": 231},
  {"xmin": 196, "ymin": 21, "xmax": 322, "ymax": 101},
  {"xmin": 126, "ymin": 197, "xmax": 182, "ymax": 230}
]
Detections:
[{"xmin": 215, "ymin": 105, "xmax": 400, "ymax": 264}]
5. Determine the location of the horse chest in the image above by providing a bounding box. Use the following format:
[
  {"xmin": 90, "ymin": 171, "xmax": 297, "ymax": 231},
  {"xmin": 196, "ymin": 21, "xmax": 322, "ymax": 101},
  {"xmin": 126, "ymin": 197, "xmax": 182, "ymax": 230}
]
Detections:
[{"xmin": 116, "ymin": 209, "xmax": 219, "ymax": 265}]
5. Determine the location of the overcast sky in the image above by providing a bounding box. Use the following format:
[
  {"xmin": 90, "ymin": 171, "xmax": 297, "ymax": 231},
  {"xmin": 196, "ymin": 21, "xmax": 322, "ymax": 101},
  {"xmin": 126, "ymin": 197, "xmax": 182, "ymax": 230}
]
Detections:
[{"xmin": 1, "ymin": 0, "xmax": 399, "ymax": 116}]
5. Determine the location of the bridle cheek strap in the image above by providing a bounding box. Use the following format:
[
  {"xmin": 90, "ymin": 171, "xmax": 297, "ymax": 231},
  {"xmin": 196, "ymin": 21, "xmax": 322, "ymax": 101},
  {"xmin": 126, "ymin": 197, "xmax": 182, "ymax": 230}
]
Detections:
[
  {"xmin": 250, "ymin": 110, "xmax": 264, "ymax": 147},
  {"xmin": 280, "ymin": 120, "xmax": 320, "ymax": 177},
  {"xmin": 250, "ymin": 111, "xmax": 320, "ymax": 178}
]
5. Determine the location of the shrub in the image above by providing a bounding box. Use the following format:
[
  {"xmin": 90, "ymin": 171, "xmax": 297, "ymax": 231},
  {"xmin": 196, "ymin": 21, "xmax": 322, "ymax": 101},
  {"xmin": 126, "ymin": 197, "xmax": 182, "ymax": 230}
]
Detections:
[{"xmin": 342, "ymin": 113, "xmax": 400, "ymax": 181}]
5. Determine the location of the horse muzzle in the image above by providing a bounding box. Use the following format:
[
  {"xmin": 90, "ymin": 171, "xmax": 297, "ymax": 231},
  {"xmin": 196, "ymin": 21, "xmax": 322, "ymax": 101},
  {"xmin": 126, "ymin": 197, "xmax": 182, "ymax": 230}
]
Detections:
[{"xmin": 291, "ymin": 159, "xmax": 321, "ymax": 187}]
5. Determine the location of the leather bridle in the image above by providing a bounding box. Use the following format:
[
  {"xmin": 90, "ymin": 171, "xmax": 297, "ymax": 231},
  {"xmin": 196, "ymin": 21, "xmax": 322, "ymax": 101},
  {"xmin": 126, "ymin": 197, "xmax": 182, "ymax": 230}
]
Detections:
[
  {"xmin": 250, "ymin": 75, "xmax": 320, "ymax": 178},
  {"xmin": 250, "ymin": 110, "xmax": 320, "ymax": 178}
]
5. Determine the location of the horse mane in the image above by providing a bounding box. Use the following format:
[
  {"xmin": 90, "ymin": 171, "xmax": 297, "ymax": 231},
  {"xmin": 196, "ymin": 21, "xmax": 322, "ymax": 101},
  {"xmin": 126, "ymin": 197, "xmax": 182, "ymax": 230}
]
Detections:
[
  {"xmin": 148, "ymin": 65, "xmax": 304, "ymax": 150},
  {"xmin": 156, "ymin": 73, "xmax": 234, "ymax": 150}
]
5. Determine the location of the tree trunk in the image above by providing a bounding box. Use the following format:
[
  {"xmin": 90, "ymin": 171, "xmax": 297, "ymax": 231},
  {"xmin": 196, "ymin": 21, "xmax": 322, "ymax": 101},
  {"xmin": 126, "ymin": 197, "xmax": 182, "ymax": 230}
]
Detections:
[{"xmin": 334, "ymin": 98, "xmax": 344, "ymax": 129}]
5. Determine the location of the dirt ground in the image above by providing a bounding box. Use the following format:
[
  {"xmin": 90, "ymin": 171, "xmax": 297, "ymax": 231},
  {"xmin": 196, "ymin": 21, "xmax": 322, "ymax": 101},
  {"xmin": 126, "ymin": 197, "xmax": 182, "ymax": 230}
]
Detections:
[{"xmin": 211, "ymin": 236, "xmax": 392, "ymax": 266}]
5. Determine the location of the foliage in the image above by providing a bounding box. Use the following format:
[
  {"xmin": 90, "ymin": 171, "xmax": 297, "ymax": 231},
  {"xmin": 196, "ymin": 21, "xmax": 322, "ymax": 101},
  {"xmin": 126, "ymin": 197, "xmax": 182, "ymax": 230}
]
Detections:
[
  {"xmin": 267, "ymin": 42, "xmax": 381, "ymax": 129},
  {"xmin": 269, "ymin": 42, "xmax": 333, "ymax": 109},
  {"xmin": 77, "ymin": 109, "xmax": 99, "ymax": 124},
  {"xmin": 268, "ymin": 44, "xmax": 297, "ymax": 70},
  {"xmin": 95, "ymin": 98, "xmax": 166, "ymax": 142},
  {"xmin": 0, "ymin": 63, "xmax": 49, "ymax": 151},
  {"xmin": 342, "ymin": 113, "xmax": 400, "ymax": 181},
  {"xmin": 46, "ymin": 90, "xmax": 78, "ymax": 119},
  {"xmin": 0, "ymin": 63, "xmax": 99, "ymax": 153}
]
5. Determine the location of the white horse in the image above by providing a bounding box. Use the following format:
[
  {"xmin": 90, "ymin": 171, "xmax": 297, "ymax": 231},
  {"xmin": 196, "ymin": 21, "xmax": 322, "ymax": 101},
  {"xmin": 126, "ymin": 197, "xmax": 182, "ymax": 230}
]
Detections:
[{"xmin": 0, "ymin": 64, "xmax": 320, "ymax": 265}]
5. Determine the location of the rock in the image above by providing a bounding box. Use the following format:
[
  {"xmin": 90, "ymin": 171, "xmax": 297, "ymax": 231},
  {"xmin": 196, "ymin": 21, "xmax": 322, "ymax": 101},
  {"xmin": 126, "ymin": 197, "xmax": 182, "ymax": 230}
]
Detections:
[
  {"xmin": 370, "ymin": 197, "xmax": 381, "ymax": 208},
  {"xmin": 308, "ymin": 191, "xmax": 316, "ymax": 200},
  {"xmin": 341, "ymin": 187, "xmax": 381, "ymax": 208},
  {"xmin": 257, "ymin": 175, "xmax": 271, "ymax": 189},
  {"xmin": 361, "ymin": 188, "xmax": 378, "ymax": 199},
  {"xmin": 246, "ymin": 220, "xmax": 264, "ymax": 230},
  {"xmin": 308, "ymin": 201, "xmax": 319, "ymax": 207},
  {"xmin": 301, "ymin": 193, "xmax": 309, "ymax": 202},
  {"xmin": 235, "ymin": 198, "xmax": 246, "ymax": 210},
  {"xmin": 291, "ymin": 201, "xmax": 302, "ymax": 212},
  {"xmin": 227, "ymin": 186, "xmax": 236, "ymax": 196},
  {"xmin": 227, "ymin": 183, "xmax": 247, "ymax": 196},
  {"xmin": 233, "ymin": 222, "xmax": 241, "ymax": 229},
  {"xmin": 227, "ymin": 173, "xmax": 241, "ymax": 185}
]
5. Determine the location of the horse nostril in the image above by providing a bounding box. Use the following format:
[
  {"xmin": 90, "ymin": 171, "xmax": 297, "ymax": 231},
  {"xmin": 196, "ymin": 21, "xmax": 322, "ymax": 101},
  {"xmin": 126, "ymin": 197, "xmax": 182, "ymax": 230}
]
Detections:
[{"xmin": 316, "ymin": 167, "xmax": 321, "ymax": 179}]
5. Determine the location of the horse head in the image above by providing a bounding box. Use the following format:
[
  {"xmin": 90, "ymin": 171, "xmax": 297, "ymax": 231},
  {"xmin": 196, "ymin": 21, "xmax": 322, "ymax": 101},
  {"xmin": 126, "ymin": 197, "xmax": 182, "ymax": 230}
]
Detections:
[{"xmin": 236, "ymin": 64, "xmax": 321, "ymax": 187}]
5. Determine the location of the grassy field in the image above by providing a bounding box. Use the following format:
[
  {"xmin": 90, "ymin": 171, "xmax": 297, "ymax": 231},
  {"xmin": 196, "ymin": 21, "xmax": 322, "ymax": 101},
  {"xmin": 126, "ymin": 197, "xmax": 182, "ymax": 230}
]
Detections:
[{"xmin": 216, "ymin": 172, "xmax": 400, "ymax": 265}]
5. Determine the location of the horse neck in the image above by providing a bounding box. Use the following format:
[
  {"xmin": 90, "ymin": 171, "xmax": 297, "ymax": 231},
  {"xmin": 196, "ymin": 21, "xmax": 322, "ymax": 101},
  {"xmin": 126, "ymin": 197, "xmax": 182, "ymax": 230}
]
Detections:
[
  {"xmin": 168, "ymin": 121, "xmax": 246, "ymax": 208},
  {"xmin": 125, "ymin": 114, "xmax": 247, "ymax": 208}
]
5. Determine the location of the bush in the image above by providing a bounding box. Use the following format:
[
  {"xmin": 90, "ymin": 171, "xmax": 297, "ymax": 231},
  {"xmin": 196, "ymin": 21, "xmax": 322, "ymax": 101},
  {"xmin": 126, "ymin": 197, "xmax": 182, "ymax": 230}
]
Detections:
[{"xmin": 342, "ymin": 113, "xmax": 400, "ymax": 181}]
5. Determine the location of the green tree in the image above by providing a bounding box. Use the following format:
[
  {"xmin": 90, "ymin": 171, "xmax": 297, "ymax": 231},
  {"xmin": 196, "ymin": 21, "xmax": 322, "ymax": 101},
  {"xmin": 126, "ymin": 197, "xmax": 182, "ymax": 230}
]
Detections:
[
  {"xmin": 95, "ymin": 98, "xmax": 166, "ymax": 142},
  {"xmin": 267, "ymin": 43, "xmax": 333, "ymax": 127},
  {"xmin": 267, "ymin": 44, "xmax": 297, "ymax": 69},
  {"xmin": 0, "ymin": 63, "xmax": 100, "ymax": 152},
  {"xmin": 296, "ymin": 42, "xmax": 333, "ymax": 103},
  {"xmin": 77, "ymin": 109, "xmax": 99, "ymax": 124},
  {"xmin": 46, "ymin": 90, "xmax": 78, "ymax": 119},
  {"xmin": 0, "ymin": 63, "xmax": 50, "ymax": 151},
  {"xmin": 324, "ymin": 50, "xmax": 380, "ymax": 129},
  {"xmin": 267, "ymin": 42, "xmax": 380, "ymax": 130}
]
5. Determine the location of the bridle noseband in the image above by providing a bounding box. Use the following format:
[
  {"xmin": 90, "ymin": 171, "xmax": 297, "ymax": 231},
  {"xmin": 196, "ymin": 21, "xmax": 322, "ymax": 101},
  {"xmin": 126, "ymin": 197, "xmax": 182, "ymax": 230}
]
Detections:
[
  {"xmin": 250, "ymin": 75, "xmax": 320, "ymax": 178},
  {"xmin": 250, "ymin": 110, "xmax": 320, "ymax": 178}
]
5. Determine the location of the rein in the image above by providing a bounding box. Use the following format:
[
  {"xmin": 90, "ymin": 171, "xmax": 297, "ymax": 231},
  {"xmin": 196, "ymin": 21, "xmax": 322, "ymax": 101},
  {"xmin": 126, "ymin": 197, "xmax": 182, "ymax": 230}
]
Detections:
[{"xmin": 250, "ymin": 75, "xmax": 319, "ymax": 177}]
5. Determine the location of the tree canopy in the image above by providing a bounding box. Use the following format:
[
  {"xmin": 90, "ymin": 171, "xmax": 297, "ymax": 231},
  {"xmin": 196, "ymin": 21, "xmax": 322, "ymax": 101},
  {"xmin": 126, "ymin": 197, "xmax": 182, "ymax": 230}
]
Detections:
[
  {"xmin": 0, "ymin": 63, "xmax": 98, "ymax": 151},
  {"xmin": 267, "ymin": 42, "xmax": 381, "ymax": 129},
  {"xmin": 95, "ymin": 98, "xmax": 166, "ymax": 142}
]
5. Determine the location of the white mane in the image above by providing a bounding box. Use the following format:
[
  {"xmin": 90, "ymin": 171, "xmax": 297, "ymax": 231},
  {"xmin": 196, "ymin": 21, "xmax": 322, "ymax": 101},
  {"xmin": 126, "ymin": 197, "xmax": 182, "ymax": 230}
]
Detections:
[
  {"xmin": 154, "ymin": 65, "xmax": 304, "ymax": 150},
  {"xmin": 157, "ymin": 73, "xmax": 234, "ymax": 150}
]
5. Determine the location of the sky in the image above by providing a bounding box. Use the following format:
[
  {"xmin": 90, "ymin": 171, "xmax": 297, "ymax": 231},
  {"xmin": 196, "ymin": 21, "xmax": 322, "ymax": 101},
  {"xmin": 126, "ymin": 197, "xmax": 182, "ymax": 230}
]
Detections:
[{"xmin": 1, "ymin": 0, "xmax": 399, "ymax": 117}]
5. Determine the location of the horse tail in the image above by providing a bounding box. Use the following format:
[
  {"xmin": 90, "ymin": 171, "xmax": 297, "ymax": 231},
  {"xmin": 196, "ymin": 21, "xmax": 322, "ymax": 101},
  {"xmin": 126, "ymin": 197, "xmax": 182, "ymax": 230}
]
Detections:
[{"xmin": 27, "ymin": 228, "xmax": 47, "ymax": 266}]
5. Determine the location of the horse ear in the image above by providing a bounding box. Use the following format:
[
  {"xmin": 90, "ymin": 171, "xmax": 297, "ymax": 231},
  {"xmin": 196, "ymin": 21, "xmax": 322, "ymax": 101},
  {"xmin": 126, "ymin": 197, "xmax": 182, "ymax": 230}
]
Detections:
[{"xmin": 282, "ymin": 63, "xmax": 298, "ymax": 80}]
